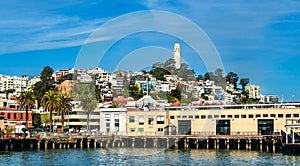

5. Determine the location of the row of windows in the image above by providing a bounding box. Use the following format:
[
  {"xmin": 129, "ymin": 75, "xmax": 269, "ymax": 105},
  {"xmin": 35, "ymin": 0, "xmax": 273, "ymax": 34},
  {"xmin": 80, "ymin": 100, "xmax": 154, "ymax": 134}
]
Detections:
[
  {"xmin": 167, "ymin": 113, "xmax": 299, "ymax": 120},
  {"xmin": 128, "ymin": 113, "xmax": 299, "ymax": 124},
  {"xmin": 129, "ymin": 127, "xmax": 163, "ymax": 132},
  {"xmin": 129, "ymin": 116, "xmax": 165, "ymax": 125},
  {"xmin": 5, "ymin": 113, "xmax": 26, "ymax": 119}
]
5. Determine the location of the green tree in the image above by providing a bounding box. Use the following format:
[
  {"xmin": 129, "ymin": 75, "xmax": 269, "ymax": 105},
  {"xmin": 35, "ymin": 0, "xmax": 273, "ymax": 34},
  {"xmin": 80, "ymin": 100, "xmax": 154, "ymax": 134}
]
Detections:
[
  {"xmin": 170, "ymin": 84, "xmax": 181, "ymax": 101},
  {"xmin": 214, "ymin": 68, "xmax": 225, "ymax": 87},
  {"xmin": 56, "ymin": 93, "xmax": 72, "ymax": 130},
  {"xmin": 41, "ymin": 90, "xmax": 58, "ymax": 132},
  {"xmin": 32, "ymin": 112, "xmax": 41, "ymax": 128},
  {"xmin": 204, "ymin": 72, "xmax": 214, "ymax": 81},
  {"xmin": 129, "ymin": 82, "xmax": 143, "ymax": 100},
  {"xmin": 149, "ymin": 67, "xmax": 171, "ymax": 81},
  {"xmin": 240, "ymin": 78, "xmax": 249, "ymax": 96},
  {"xmin": 226, "ymin": 72, "xmax": 239, "ymax": 90},
  {"xmin": 33, "ymin": 66, "xmax": 54, "ymax": 107},
  {"xmin": 80, "ymin": 94, "xmax": 97, "ymax": 132},
  {"xmin": 17, "ymin": 91, "xmax": 36, "ymax": 127},
  {"xmin": 196, "ymin": 74, "xmax": 204, "ymax": 82}
]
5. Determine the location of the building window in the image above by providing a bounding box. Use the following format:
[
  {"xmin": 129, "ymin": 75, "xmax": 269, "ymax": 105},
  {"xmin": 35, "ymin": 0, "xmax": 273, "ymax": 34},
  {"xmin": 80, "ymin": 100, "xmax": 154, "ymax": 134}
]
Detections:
[
  {"xmin": 278, "ymin": 114, "xmax": 283, "ymax": 118},
  {"xmin": 201, "ymin": 115, "xmax": 206, "ymax": 119},
  {"xmin": 227, "ymin": 115, "xmax": 233, "ymax": 118},
  {"xmin": 195, "ymin": 115, "xmax": 199, "ymax": 119},
  {"xmin": 129, "ymin": 116, "xmax": 135, "ymax": 123},
  {"xmin": 234, "ymin": 115, "xmax": 239, "ymax": 118},
  {"xmin": 241, "ymin": 115, "xmax": 246, "ymax": 118},
  {"xmin": 20, "ymin": 113, "xmax": 23, "ymax": 119},
  {"xmin": 263, "ymin": 114, "xmax": 268, "ymax": 118},
  {"xmin": 14, "ymin": 113, "xmax": 17, "ymax": 119},
  {"xmin": 105, "ymin": 114, "xmax": 110, "ymax": 118},
  {"xmin": 286, "ymin": 114, "xmax": 291, "ymax": 118},
  {"xmin": 130, "ymin": 128, "xmax": 135, "ymax": 132},
  {"xmin": 148, "ymin": 116, "xmax": 154, "ymax": 125},
  {"xmin": 256, "ymin": 114, "xmax": 261, "ymax": 118},
  {"xmin": 106, "ymin": 122, "xmax": 110, "ymax": 133},
  {"xmin": 270, "ymin": 114, "xmax": 276, "ymax": 118},
  {"xmin": 214, "ymin": 115, "xmax": 219, "ymax": 118},
  {"xmin": 156, "ymin": 116, "xmax": 164, "ymax": 124},
  {"xmin": 221, "ymin": 115, "xmax": 226, "ymax": 118},
  {"xmin": 208, "ymin": 115, "xmax": 212, "ymax": 119},
  {"xmin": 182, "ymin": 115, "xmax": 187, "ymax": 119},
  {"xmin": 138, "ymin": 128, "xmax": 144, "ymax": 132},
  {"xmin": 294, "ymin": 114, "xmax": 299, "ymax": 118},
  {"xmin": 114, "ymin": 119, "xmax": 119, "ymax": 132},
  {"xmin": 139, "ymin": 116, "xmax": 144, "ymax": 125},
  {"xmin": 114, "ymin": 114, "xmax": 119, "ymax": 118},
  {"xmin": 249, "ymin": 114, "xmax": 254, "ymax": 118},
  {"xmin": 177, "ymin": 116, "xmax": 181, "ymax": 119},
  {"xmin": 7, "ymin": 113, "xmax": 10, "ymax": 119},
  {"xmin": 188, "ymin": 115, "xmax": 193, "ymax": 119},
  {"xmin": 170, "ymin": 116, "xmax": 175, "ymax": 119},
  {"xmin": 158, "ymin": 128, "xmax": 163, "ymax": 132}
]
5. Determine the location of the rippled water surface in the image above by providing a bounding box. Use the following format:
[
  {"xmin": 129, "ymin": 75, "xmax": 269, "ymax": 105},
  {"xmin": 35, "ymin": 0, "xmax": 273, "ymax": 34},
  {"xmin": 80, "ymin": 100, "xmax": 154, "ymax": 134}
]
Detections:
[{"xmin": 0, "ymin": 148, "xmax": 299, "ymax": 165}]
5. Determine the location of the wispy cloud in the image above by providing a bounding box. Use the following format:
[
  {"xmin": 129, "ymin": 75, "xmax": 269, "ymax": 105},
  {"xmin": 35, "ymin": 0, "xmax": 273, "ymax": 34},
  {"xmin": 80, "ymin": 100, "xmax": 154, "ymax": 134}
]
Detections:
[{"xmin": 0, "ymin": 1, "xmax": 108, "ymax": 55}]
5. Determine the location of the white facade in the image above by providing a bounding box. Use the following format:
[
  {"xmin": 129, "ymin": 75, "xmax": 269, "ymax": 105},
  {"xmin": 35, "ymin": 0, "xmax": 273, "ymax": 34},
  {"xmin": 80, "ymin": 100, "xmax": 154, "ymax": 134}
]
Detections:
[
  {"xmin": 27, "ymin": 76, "xmax": 40, "ymax": 89},
  {"xmin": 99, "ymin": 108, "xmax": 127, "ymax": 135},
  {"xmin": 78, "ymin": 74, "xmax": 92, "ymax": 83},
  {"xmin": 109, "ymin": 74, "xmax": 124, "ymax": 90},
  {"xmin": 0, "ymin": 74, "xmax": 28, "ymax": 96},
  {"xmin": 155, "ymin": 82, "xmax": 170, "ymax": 92}
]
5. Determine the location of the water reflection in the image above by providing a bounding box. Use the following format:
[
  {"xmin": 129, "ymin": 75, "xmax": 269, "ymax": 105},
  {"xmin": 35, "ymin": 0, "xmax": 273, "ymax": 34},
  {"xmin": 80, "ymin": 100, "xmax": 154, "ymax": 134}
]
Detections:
[{"xmin": 0, "ymin": 149, "xmax": 299, "ymax": 165}]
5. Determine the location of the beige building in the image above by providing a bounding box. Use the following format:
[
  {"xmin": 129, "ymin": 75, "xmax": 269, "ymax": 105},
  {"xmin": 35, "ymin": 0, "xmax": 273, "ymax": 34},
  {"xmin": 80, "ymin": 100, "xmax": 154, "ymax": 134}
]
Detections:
[
  {"xmin": 246, "ymin": 84, "xmax": 260, "ymax": 99},
  {"xmin": 126, "ymin": 104, "xmax": 300, "ymax": 136}
]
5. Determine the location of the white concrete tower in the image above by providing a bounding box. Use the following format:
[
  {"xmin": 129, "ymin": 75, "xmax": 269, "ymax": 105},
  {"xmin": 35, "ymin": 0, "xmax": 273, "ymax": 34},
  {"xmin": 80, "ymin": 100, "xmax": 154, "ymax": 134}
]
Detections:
[{"xmin": 174, "ymin": 43, "xmax": 181, "ymax": 69}]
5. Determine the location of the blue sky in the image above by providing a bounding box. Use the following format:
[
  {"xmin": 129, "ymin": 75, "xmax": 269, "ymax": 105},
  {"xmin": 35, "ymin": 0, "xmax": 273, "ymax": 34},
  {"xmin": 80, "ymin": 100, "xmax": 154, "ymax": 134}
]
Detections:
[{"xmin": 1, "ymin": 0, "xmax": 300, "ymax": 101}]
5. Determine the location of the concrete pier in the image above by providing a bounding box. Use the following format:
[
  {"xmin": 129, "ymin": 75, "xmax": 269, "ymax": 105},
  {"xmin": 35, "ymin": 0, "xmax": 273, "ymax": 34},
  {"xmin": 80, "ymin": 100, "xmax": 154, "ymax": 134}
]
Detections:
[{"xmin": 0, "ymin": 135, "xmax": 284, "ymax": 153}]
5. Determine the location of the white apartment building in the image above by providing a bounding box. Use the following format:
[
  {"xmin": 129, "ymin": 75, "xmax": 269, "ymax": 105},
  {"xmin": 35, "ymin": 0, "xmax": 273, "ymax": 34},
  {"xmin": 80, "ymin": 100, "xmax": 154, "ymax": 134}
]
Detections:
[
  {"xmin": 0, "ymin": 74, "xmax": 28, "ymax": 96},
  {"xmin": 88, "ymin": 67, "xmax": 109, "ymax": 81},
  {"xmin": 78, "ymin": 74, "xmax": 92, "ymax": 83},
  {"xmin": 109, "ymin": 74, "xmax": 124, "ymax": 91},
  {"xmin": 27, "ymin": 76, "xmax": 41, "ymax": 89},
  {"xmin": 155, "ymin": 82, "xmax": 170, "ymax": 92},
  {"xmin": 99, "ymin": 108, "xmax": 127, "ymax": 135}
]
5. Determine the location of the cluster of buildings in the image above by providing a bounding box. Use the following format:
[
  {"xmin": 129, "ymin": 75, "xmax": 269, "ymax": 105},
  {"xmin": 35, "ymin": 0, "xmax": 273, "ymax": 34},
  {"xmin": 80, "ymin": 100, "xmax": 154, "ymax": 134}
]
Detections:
[{"xmin": 0, "ymin": 43, "xmax": 286, "ymax": 136}]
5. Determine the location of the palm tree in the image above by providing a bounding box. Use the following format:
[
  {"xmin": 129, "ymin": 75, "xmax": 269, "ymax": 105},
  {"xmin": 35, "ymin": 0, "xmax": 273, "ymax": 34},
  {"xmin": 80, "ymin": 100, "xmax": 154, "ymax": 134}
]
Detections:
[
  {"xmin": 41, "ymin": 90, "xmax": 58, "ymax": 132},
  {"xmin": 56, "ymin": 94, "xmax": 72, "ymax": 131},
  {"xmin": 80, "ymin": 94, "xmax": 97, "ymax": 132},
  {"xmin": 17, "ymin": 91, "xmax": 36, "ymax": 128}
]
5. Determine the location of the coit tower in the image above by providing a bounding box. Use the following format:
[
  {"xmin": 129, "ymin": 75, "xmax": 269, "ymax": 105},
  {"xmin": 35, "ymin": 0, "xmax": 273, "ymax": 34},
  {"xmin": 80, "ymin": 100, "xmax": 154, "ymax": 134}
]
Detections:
[{"xmin": 174, "ymin": 43, "xmax": 180, "ymax": 69}]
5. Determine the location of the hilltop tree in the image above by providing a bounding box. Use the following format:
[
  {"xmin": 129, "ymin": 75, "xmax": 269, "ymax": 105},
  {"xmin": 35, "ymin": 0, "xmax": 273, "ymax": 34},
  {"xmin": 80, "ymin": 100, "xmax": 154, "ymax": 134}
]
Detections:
[
  {"xmin": 33, "ymin": 66, "xmax": 54, "ymax": 107},
  {"xmin": 240, "ymin": 78, "xmax": 249, "ymax": 96},
  {"xmin": 214, "ymin": 68, "xmax": 225, "ymax": 87},
  {"xmin": 149, "ymin": 67, "xmax": 170, "ymax": 81},
  {"xmin": 204, "ymin": 72, "xmax": 213, "ymax": 81},
  {"xmin": 226, "ymin": 72, "xmax": 239, "ymax": 90}
]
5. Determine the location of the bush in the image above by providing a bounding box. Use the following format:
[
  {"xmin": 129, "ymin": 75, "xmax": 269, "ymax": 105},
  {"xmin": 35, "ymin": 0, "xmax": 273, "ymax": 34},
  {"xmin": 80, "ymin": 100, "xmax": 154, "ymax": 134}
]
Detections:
[
  {"xmin": 36, "ymin": 128, "xmax": 42, "ymax": 132},
  {"xmin": 63, "ymin": 127, "xmax": 69, "ymax": 132}
]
